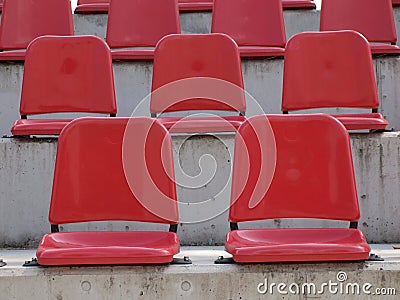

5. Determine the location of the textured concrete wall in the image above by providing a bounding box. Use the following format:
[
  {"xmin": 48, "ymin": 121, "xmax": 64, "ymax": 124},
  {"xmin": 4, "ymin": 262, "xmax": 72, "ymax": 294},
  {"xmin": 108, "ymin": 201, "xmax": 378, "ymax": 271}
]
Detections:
[{"xmin": 1, "ymin": 132, "xmax": 399, "ymax": 247}]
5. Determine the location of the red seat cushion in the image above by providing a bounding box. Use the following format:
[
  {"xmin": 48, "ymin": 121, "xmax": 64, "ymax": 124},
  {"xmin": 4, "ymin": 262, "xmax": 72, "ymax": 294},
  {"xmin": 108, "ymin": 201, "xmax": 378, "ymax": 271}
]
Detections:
[
  {"xmin": 11, "ymin": 119, "xmax": 72, "ymax": 136},
  {"xmin": 239, "ymin": 46, "xmax": 285, "ymax": 58},
  {"xmin": 74, "ymin": 3, "xmax": 109, "ymax": 13},
  {"xmin": 37, "ymin": 231, "xmax": 179, "ymax": 265},
  {"xmin": 331, "ymin": 113, "xmax": 388, "ymax": 130},
  {"xmin": 226, "ymin": 228, "xmax": 370, "ymax": 263},
  {"xmin": 370, "ymin": 44, "xmax": 400, "ymax": 55},
  {"xmin": 178, "ymin": 2, "xmax": 213, "ymax": 11},
  {"xmin": 111, "ymin": 49, "xmax": 155, "ymax": 61},
  {"xmin": 282, "ymin": 0, "xmax": 316, "ymax": 9},
  {"xmin": 158, "ymin": 115, "xmax": 245, "ymax": 133},
  {"xmin": 0, "ymin": 49, "xmax": 26, "ymax": 61}
]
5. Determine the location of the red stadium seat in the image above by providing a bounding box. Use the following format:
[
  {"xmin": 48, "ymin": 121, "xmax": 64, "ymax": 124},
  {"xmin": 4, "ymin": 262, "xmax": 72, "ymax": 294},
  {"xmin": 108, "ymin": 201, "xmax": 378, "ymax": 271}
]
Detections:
[
  {"xmin": 320, "ymin": 0, "xmax": 400, "ymax": 55},
  {"xmin": 0, "ymin": 0, "xmax": 73, "ymax": 61},
  {"xmin": 282, "ymin": 0, "xmax": 315, "ymax": 9},
  {"xmin": 226, "ymin": 114, "xmax": 371, "ymax": 263},
  {"xmin": 11, "ymin": 36, "xmax": 116, "ymax": 136},
  {"xmin": 394, "ymin": 0, "xmax": 400, "ymax": 6},
  {"xmin": 282, "ymin": 31, "xmax": 388, "ymax": 131},
  {"xmin": 74, "ymin": 0, "xmax": 109, "ymax": 14},
  {"xmin": 106, "ymin": 0, "xmax": 180, "ymax": 61},
  {"xmin": 151, "ymin": 34, "xmax": 246, "ymax": 133},
  {"xmin": 211, "ymin": 0, "xmax": 286, "ymax": 58},
  {"xmin": 36, "ymin": 117, "xmax": 180, "ymax": 265}
]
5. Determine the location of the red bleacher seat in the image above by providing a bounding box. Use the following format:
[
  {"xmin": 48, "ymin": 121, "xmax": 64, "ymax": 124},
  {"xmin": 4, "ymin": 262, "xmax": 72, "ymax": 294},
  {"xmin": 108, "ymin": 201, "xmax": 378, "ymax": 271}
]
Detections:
[
  {"xmin": 36, "ymin": 117, "xmax": 180, "ymax": 265},
  {"xmin": 11, "ymin": 36, "xmax": 116, "ymax": 136},
  {"xmin": 282, "ymin": 0, "xmax": 315, "ymax": 9},
  {"xmin": 282, "ymin": 30, "xmax": 388, "ymax": 131},
  {"xmin": 106, "ymin": 0, "xmax": 180, "ymax": 61},
  {"xmin": 0, "ymin": 0, "xmax": 74, "ymax": 61},
  {"xmin": 211, "ymin": 0, "xmax": 286, "ymax": 58},
  {"xmin": 226, "ymin": 114, "xmax": 371, "ymax": 263},
  {"xmin": 320, "ymin": 0, "xmax": 400, "ymax": 55},
  {"xmin": 151, "ymin": 33, "xmax": 246, "ymax": 133},
  {"xmin": 394, "ymin": 0, "xmax": 400, "ymax": 6},
  {"xmin": 74, "ymin": 0, "xmax": 109, "ymax": 13}
]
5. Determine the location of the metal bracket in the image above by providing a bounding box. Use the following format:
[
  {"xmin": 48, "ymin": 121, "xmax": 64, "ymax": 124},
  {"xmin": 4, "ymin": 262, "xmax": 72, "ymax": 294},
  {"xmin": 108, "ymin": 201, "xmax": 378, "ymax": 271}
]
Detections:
[
  {"xmin": 368, "ymin": 253, "xmax": 384, "ymax": 261},
  {"xmin": 214, "ymin": 256, "xmax": 235, "ymax": 264},
  {"xmin": 23, "ymin": 258, "xmax": 39, "ymax": 267},
  {"xmin": 171, "ymin": 256, "xmax": 192, "ymax": 265},
  {"xmin": 0, "ymin": 259, "xmax": 6, "ymax": 267}
]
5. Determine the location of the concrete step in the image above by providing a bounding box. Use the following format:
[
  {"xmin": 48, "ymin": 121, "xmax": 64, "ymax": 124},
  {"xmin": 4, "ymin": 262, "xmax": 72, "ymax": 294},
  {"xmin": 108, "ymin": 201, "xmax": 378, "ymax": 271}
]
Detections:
[
  {"xmin": 1, "ymin": 132, "xmax": 399, "ymax": 247},
  {"xmin": 0, "ymin": 245, "xmax": 399, "ymax": 299}
]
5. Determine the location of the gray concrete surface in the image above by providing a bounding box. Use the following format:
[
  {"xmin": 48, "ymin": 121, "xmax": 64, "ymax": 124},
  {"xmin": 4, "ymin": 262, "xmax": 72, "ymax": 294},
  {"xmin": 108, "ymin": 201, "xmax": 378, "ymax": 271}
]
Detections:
[
  {"xmin": 1, "ymin": 132, "xmax": 400, "ymax": 247},
  {"xmin": 0, "ymin": 245, "xmax": 399, "ymax": 299}
]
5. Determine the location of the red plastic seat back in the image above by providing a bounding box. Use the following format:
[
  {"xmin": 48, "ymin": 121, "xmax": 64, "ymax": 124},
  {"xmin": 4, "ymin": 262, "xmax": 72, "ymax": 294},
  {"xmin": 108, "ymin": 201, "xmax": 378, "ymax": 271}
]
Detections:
[
  {"xmin": 230, "ymin": 114, "xmax": 360, "ymax": 223},
  {"xmin": 320, "ymin": 0, "xmax": 397, "ymax": 44},
  {"xmin": 20, "ymin": 36, "xmax": 116, "ymax": 116},
  {"xmin": 211, "ymin": 0, "xmax": 286, "ymax": 47},
  {"xmin": 151, "ymin": 34, "xmax": 245, "ymax": 114},
  {"xmin": 282, "ymin": 31, "xmax": 379, "ymax": 111},
  {"xmin": 106, "ymin": 0, "xmax": 180, "ymax": 48},
  {"xmin": 0, "ymin": 0, "xmax": 73, "ymax": 50},
  {"xmin": 50, "ymin": 117, "xmax": 178, "ymax": 225}
]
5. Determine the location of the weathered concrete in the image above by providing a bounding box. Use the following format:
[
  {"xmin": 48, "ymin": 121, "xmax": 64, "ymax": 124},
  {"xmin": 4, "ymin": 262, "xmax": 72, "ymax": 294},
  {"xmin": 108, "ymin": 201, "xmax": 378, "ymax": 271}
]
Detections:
[
  {"xmin": 73, "ymin": 9, "xmax": 320, "ymax": 40},
  {"xmin": 0, "ymin": 245, "xmax": 399, "ymax": 299},
  {"xmin": 1, "ymin": 132, "xmax": 400, "ymax": 246},
  {"xmin": 2, "ymin": 55, "xmax": 400, "ymax": 136}
]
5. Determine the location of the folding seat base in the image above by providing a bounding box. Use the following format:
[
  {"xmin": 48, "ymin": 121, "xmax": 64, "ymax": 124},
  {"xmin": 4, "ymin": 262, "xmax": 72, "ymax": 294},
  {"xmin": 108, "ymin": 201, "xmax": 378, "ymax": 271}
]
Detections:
[
  {"xmin": 225, "ymin": 228, "xmax": 370, "ymax": 263},
  {"xmin": 37, "ymin": 231, "xmax": 180, "ymax": 266},
  {"xmin": 178, "ymin": 2, "xmax": 214, "ymax": 12},
  {"xmin": 331, "ymin": 113, "xmax": 388, "ymax": 130},
  {"xmin": 74, "ymin": 4, "xmax": 109, "ymax": 13},
  {"xmin": 370, "ymin": 44, "xmax": 400, "ymax": 55},
  {"xmin": 239, "ymin": 46, "xmax": 285, "ymax": 58},
  {"xmin": 111, "ymin": 49, "xmax": 155, "ymax": 61},
  {"xmin": 11, "ymin": 119, "xmax": 73, "ymax": 136},
  {"xmin": 0, "ymin": 49, "xmax": 26, "ymax": 61},
  {"xmin": 282, "ymin": 0, "xmax": 316, "ymax": 9},
  {"xmin": 157, "ymin": 115, "xmax": 245, "ymax": 133}
]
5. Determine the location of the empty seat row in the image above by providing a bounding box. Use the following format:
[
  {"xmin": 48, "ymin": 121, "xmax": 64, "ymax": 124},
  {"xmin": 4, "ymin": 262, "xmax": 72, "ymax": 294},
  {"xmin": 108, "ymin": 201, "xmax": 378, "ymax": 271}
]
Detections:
[
  {"xmin": 10, "ymin": 31, "xmax": 387, "ymax": 137},
  {"xmin": 1, "ymin": 0, "xmax": 399, "ymax": 61},
  {"xmin": 36, "ymin": 113, "xmax": 370, "ymax": 265},
  {"xmin": 74, "ymin": 0, "xmax": 316, "ymax": 14}
]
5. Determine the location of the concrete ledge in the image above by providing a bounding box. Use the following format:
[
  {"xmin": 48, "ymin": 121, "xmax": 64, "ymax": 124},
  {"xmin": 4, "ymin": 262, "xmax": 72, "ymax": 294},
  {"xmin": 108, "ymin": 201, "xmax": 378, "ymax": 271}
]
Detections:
[
  {"xmin": 0, "ymin": 245, "xmax": 399, "ymax": 299},
  {"xmin": 1, "ymin": 132, "xmax": 400, "ymax": 246}
]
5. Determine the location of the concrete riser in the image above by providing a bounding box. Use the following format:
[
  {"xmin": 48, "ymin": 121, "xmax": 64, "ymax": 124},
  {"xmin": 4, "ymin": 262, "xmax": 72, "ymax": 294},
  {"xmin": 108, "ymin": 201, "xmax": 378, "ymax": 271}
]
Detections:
[{"xmin": 0, "ymin": 132, "xmax": 399, "ymax": 247}]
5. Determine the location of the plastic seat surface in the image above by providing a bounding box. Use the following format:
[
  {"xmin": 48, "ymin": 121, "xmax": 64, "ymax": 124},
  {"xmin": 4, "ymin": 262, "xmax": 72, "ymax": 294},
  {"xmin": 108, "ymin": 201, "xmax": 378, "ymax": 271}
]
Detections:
[
  {"xmin": 158, "ymin": 115, "xmax": 245, "ymax": 133},
  {"xmin": 226, "ymin": 228, "xmax": 370, "ymax": 263},
  {"xmin": 11, "ymin": 119, "xmax": 72, "ymax": 136},
  {"xmin": 226, "ymin": 114, "xmax": 370, "ymax": 263},
  {"xmin": 370, "ymin": 44, "xmax": 400, "ymax": 55},
  {"xmin": 38, "ymin": 232, "xmax": 179, "ymax": 265},
  {"xmin": 75, "ymin": 0, "xmax": 109, "ymax": 13},
  {"xmin": 111, "ymin": 49, "xmax": 155, "ymax": 61},
  {"xmin": 36, "ymin": 117, "xmax": 179, "ymax": 266},
  {"xmin": 106, "ymin": 0, "xmax": 180, "ymax": 60},
  {"xmin": 178, "ymin": 0, "xmax": 213, "ymax": 11},
  {"xmin": 320, "ymin": 0, "xmax": 398, "ymax": 55},
  {"xmin": 11, "ymin": 35, "xmax": 116, "ymax": 136},
  {"xmin": 394, "ymin": 0, "xmax": 400, "ymax": 6},
  {"xmin": 282, "ymin": 30, "xmax": 388, "ymax": 130},
  {"xmin": 282, "ymin": 0, "xmax": 316, "ymax": 9},
  {"xmin": 0, "ymin": 0, "xmax": 73, "ymax": 58},
  {"xmin": 151, "ymin": 34, "xmax": 245, "ymax": 131},
  {"xmin": 211, "ymin": 0, "xmax": 286, "ymax": 58}
]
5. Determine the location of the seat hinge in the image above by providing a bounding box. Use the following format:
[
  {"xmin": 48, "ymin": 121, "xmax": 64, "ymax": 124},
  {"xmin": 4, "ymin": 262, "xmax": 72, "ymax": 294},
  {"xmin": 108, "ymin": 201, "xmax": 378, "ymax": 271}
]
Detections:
[
  {"xmin": 0, "ymin": 259, "xmax": 6, "ymax": 267},
  {"xmin": 214, "ymin": 256, "xmax": 235, "ymax": 264},
  {"xmin": 23, "ymin": 257, "xmax": 39, "ymax": 267},
  {"xmin": 171, "ymin": 256, "xmax": 192, "ymax": 265},
  {"xmin": 368, "ymin": 253, "xmax": 384, "ymax": 261}
]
